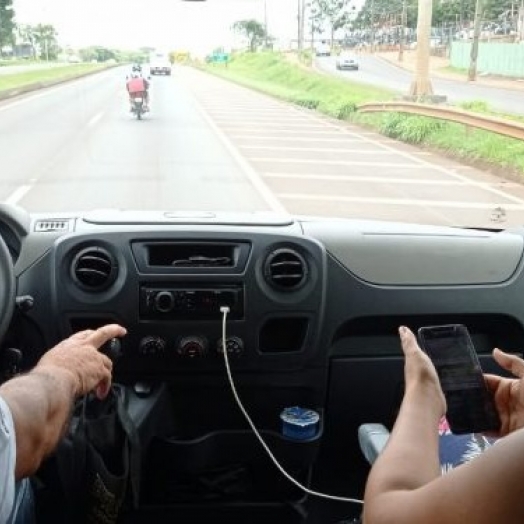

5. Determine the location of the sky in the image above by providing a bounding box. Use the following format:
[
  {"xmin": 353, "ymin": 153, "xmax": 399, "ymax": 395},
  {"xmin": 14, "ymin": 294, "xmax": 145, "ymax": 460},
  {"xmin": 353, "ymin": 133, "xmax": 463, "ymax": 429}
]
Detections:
[{"xmin": 12, "ymin": 0, "xmax": 307, "ymax": 54}]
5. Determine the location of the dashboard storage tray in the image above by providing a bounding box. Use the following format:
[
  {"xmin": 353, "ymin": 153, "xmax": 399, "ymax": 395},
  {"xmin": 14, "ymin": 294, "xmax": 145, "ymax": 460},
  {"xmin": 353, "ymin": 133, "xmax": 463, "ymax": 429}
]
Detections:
[{"xmin": 143, "ymin": 426, "xmax": 322, "ymax": 505}]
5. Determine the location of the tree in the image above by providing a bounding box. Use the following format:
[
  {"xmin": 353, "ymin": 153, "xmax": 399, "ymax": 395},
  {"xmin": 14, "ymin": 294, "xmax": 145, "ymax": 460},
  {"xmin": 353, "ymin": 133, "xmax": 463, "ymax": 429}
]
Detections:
[
  {"xmin": 17, "ymin": 24, "xmax": 37, "ymax": 59},
  {"xmin": 0, "ymin": 0, "xmax": 15, "ymax": 53},
  {"xmin": 310, "ymin": 0, "xmax": 357, "ymax": 45},
  {"xmin": 32, "ymin": 24, "xmax": 59, "ymax": 60},
  {"xmin": 232, "ymin": 19, "xmax": 267, "ymax": 52}
]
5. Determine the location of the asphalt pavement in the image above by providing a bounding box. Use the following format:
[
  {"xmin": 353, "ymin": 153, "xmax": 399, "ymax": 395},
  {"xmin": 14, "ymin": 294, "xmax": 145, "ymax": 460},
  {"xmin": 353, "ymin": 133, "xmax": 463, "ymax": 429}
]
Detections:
[
  {"xmin": 315, "ymin": 55, "xmax": 524, "ymax": 116},
  {"xmin": 1, "ymin": 65, "xmax": 524, "ymax": 228}
]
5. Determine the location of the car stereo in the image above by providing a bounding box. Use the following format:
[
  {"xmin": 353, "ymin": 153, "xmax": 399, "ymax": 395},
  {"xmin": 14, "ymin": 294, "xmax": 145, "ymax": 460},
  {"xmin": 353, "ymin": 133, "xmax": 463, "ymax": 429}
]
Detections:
[{"xmin": 139, "ymin": 285, "xmax": 244, "ymax": 320}]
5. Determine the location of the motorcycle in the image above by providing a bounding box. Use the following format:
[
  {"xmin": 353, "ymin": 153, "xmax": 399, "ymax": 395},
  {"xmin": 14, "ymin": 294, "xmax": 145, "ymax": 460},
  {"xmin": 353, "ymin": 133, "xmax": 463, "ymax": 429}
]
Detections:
[{"xmin": 131, "ymin": 96, "xmax": 145, "ymax": 120}]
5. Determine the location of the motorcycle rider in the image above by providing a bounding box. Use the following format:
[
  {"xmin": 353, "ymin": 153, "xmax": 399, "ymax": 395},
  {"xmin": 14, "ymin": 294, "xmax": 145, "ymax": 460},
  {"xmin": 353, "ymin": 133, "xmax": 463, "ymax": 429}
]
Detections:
[{"xmin": 126, "ymin": 65, "xmax": 150, "ymax": 112}]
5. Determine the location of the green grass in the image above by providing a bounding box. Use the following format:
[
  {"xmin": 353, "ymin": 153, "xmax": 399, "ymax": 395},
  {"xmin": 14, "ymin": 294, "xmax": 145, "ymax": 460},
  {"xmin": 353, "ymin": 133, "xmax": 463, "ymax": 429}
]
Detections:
[
  {"xmin": 199, "ymin": 52, "xmax": 524, "ymax": 177},
  {"xmin": 0, "ymin": 58, "xmax": 40, "ymax": 67},
  {"xmin": 203, "ymin": 52, "xmax": 393, "ymax": 119},
  {"xmin": 0, "ymin": 64, "xmax": 109, "ymax": 92}
]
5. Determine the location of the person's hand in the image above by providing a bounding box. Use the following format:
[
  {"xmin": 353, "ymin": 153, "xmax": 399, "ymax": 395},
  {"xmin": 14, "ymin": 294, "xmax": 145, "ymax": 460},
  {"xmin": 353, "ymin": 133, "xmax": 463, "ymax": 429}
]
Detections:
[
  {"xmin": 35, "ymin": 324, "xmax": 127, "ymax": 399},
  {"xmin": 399, "ymin": 326, "xmax": 446, "ymax": 417},
  {"xmin": 484, "ymin": 348, "xmax": 524, "ymax": 437}
]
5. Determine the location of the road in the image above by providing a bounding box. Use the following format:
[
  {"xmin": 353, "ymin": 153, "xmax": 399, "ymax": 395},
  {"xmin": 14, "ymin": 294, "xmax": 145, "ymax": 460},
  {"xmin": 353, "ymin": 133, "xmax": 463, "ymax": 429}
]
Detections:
[
  {"xmin": 1, "ymin": 65, "xmax": 524, "ymax": 228},
  {"xmin": 315, "ymin": 55, "xmax": 524, "ymax": 116}
]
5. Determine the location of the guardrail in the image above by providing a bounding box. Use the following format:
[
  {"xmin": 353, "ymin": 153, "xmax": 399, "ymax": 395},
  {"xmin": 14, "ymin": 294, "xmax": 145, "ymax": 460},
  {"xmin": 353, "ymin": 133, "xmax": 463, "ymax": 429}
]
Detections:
[{"xmin": 357, "ymin": 101, "xmax": 524, "ymax": 141}]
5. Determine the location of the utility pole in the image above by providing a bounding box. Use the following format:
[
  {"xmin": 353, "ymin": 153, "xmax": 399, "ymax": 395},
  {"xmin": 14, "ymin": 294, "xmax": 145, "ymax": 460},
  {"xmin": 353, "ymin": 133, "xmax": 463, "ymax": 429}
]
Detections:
[
  {"xmin": 468, "ymin": 0, "xmax": 483, "ymax": 81},
  {"xmin": 264, "ymin": 0, "xmax": 268, "ymax": 48},
  {"xmin": 297, "ymin": 0, "xmax": 302, "ymax": 51},
  {"xmin": 519, "ymin": 0, "xmax": 524, "ymax": 43},
  {"xmin": 409, "ymin": 0, "xmax": 434, "ymax": 96},
  {"xmin": 398, "ymin": 0, "xmax": 407, "ymax": 62},
  {"xmin": 370, "ymin": 0, "xmax": 375, "ymax": 53},
  {"xmin": 301, "ymin": 0, "xmax": 306, "ymax": 50}
]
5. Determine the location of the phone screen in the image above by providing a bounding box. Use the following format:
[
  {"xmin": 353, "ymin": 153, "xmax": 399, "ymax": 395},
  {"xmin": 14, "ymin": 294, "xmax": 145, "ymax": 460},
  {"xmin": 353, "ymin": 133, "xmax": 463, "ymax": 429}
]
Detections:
[{"xmin": 418, "ymin": 324, "xmax": 500, "ymax": 434}]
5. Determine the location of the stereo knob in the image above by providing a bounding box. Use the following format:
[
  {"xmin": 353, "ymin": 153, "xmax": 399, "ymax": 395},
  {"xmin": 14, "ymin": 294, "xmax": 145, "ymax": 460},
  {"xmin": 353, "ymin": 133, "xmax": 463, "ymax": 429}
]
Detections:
[
  {"xmin": 177, "ymin": 336, "xmax": 208, "ymax": 358},
  {"xmin": 216, "ymin": 336, "xmax": 244, "ymax": 357},
  {"xmin": 154, "ymin": 291, "xmax": 175, "ymax": 313},
  {"xmin": 139, "ymin": 336, "xmax": 166, "ymax": 356}
]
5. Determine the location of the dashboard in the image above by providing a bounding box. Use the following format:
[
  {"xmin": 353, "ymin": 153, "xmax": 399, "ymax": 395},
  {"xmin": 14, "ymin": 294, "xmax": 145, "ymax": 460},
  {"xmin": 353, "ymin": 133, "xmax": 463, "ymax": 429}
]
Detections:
[
  {"xmin": 2, "ymin": 203, "xmax": 524, "ymax": 416},
  {"xmin": 4, "ymin": 203, "xmax": 524, "ymax": 517}
]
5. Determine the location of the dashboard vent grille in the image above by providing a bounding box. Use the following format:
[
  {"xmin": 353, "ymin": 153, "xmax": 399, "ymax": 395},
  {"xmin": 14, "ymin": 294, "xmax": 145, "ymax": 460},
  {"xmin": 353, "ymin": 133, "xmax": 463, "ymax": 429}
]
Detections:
[
  {"xmin": 72, "ymin": 247, "xmax": 117, "ymax": 291},
  {"xmin": 35, "ymin": 220, "xmax": 70, "ymax": 232},
  {"xmin": 264, "ymin": 248, "xmax": 307, "ymax": 291}
]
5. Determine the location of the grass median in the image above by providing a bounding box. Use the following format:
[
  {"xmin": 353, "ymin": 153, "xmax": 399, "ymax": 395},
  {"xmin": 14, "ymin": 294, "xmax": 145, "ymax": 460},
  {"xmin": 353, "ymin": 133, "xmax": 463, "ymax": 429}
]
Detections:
[
  {"xmin": 201, "ymin": 52, "xmax": 524, "ymax": 178},
  {"xmin": 0, "ymin": 63, "xmax": 110, "ymax": 93}
]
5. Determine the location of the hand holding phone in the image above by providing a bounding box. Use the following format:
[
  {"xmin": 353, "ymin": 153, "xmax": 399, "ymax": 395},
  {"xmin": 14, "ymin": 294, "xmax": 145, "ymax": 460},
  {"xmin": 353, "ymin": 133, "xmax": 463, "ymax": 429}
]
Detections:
[{"xmin": 418, "ymin": 324, "xmax": 500, "ymax": 435}]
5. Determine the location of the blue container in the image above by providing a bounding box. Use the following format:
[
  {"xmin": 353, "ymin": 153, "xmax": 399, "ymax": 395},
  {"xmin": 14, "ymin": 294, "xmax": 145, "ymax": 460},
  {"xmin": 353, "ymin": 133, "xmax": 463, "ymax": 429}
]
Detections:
[{"xmin": 280, "ymin": 407, "xmax": 320, "ymax": 441}]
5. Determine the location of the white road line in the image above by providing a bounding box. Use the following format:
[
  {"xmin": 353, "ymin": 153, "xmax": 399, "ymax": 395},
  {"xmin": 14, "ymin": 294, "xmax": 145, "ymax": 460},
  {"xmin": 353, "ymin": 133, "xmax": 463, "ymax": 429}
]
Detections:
[
  {"xmin": 264, "ymin": 173, "xmax": 519, "ymax": 187},
  {"xmin": 230, "ymin": 135, "xmax": 365, "ymax": 143},
  {"xmin": 278, "ymin": 193, "xmax": 524, "ymax": 210},
  {"xmin": 88, "ymin": 112, "xmax": 104, "ymax": 127},
  {"xmin": 219, "ymin": 123, "xmax": 327, "ymax": 129},
  {"xmin": 183, "ymin": 92, "xmax": 287, "ymax": 214},
  {"xmin": 250, "ymin": 157, "xmax": 420, "ymax": 168},
  {"xmin": 5, "ymin": 185, "xmax": 32, "ymax": 205},
  {"xmin": 280, "ymin": 104, "xmax": 524, "ymax": 207},
  {"xmin": 240, "ymin": 145, "xmax": 395, "ymax": 154},
  {"xmin": 209, "ymin": 115, "xmax": 311, "ymax": 122}
]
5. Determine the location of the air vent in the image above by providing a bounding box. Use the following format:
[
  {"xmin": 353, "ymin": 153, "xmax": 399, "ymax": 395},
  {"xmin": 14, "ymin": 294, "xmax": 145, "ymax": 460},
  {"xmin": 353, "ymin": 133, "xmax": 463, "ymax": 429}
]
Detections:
[
  {"xmin": 71, "ymin": 247, "xmax": 117, "ymax": 291},
  {"xmin": 264, "ymin": 248, "xmax": 308, "ymax": 291},
  {"xmin": 35, "ymin": 220, "xmax": 69, "ymax": 232}
]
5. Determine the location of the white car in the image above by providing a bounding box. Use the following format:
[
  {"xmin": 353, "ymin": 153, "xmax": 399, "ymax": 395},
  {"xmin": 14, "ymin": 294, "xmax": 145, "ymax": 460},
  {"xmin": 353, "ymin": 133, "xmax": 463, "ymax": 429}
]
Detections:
[
  {"xmin": 315, "ymin": 43, "xmax": 331, "ymax": 57},
  {"xmin": 336, "ymin": 52, "xmax": 359, "ymax": 71}
]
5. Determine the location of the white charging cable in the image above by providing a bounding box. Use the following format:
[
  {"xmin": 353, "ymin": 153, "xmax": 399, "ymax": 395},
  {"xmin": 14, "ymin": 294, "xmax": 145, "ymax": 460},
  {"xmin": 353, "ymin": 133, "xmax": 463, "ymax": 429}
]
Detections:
[{"xmin": 219, "ymin": 306, "xmax": 364, "ymax": 505}]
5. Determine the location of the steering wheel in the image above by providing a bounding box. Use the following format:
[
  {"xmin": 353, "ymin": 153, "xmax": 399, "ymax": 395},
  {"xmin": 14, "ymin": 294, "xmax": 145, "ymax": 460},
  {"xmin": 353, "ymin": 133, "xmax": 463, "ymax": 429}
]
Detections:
[{"xmin": 0, "ymin": 234, "xmax": 15, "ymax": 343}]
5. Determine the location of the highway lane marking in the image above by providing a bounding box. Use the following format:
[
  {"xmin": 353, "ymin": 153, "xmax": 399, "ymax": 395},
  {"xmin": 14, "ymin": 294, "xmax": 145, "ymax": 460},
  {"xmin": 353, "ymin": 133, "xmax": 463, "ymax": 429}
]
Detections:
[
  {"xmin": 240, "ymin": 145, "xmax": 395, "ymax": 154},
  {"xmin": 279, "ymin": 103, "xmax": 524, "ymax": 207},
  {"xmin": 277, "ymin": 193, "xmax": 524, "ymax": 210},
  {"xmin": 206, "ymin": 113, "xmax": 311, "ymax": 121},
  {"xmin": 249, "ymin": 157, "xmax": 420, "ymax": 168},
  {"xmin": 263, "ymin": 173, "xmax": 521, "ymax": 187},
  {"xmin": 230, "ymin": 135, "xmax": 366, "ymax": 143},
  {"xmin": 184, "ymin": 88, "xmax": 288, "ymax": 214},
  {"xmin": 88, "ymin": 112, "xmax": 104, "ymax": 127},
  {"xmin": 5, "ymin": 185, "xmax": 32, "ymax": 205},
  {"xmin": 219, "ymin": 123, "xmax": 327, "ymax": 129}
]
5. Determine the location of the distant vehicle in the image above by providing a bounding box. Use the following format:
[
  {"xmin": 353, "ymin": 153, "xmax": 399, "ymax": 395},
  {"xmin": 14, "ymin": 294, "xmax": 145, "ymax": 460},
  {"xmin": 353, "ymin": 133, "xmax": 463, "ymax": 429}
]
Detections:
[
  {"xmin": 336, "ymin": 52, "xmax": 359, "ymax": 71},
  {"xmin": 149, "ymin": 51, "xmax": 172, "ymax": 76},
  {"xmin": 315, "ymin": 43, "xmax": 331, "ymax": 57}
]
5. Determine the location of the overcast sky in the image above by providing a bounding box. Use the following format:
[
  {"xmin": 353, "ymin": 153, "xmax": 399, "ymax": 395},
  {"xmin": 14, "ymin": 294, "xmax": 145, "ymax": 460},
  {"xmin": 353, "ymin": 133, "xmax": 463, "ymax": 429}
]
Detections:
[{"xmin": 13, "ymin": 0, "xmax": 308, "ymax": 53}]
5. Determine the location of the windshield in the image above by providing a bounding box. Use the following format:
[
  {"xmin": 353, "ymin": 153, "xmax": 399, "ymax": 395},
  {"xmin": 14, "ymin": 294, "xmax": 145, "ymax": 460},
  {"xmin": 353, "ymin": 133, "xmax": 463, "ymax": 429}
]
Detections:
[{"xmin": 2, "ymin": 0, "xmax": 524, "ymax": 228}]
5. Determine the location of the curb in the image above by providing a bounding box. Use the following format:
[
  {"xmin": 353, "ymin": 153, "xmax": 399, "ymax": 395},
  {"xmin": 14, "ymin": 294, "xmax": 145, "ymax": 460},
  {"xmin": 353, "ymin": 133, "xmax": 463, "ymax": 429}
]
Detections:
[
  {"xmin": 0, "ymin": 64, "xmax": 120, "ymax": 102},
  {"xmin": 374, "ymin": 54, "xmax": 524, "ymax": 93}
]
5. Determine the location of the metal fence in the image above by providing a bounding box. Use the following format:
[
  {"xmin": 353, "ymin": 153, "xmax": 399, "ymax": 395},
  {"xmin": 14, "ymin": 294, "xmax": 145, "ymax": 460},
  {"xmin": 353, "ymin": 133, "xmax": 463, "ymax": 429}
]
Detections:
[{"xmin": 451, "ymin": 42, "xmax": 524, "ymax": 78}]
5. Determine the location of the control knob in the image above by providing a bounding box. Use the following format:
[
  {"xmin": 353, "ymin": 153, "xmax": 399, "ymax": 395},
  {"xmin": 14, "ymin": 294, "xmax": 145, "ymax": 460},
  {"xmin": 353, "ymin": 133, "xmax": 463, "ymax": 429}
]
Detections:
[
  {"xmin": 154, "ymin": 291, "xmax": 175, "ymax": 313},
  {"xmin": 139, "ymin": 336, "xmax": 166, "ymax": 356},
  {"xmin": 216, "ymin": 336, "xmax": 244, "ymax": 357},
  {"xmin": 177, "ymin": 336, "xmax": 208, "ymax": 358}
]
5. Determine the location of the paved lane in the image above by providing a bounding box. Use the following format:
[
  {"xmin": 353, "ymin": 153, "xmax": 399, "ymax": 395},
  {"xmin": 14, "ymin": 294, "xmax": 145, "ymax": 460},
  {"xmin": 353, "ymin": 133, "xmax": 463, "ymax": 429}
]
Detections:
[
  {"xmin": 0, "ymin": 67, "xmax": 276, "ymax": 213},
  {"xmin": 315, "ymin": 55, "xmax": 524, "ymax": 116},
  {"xmin": 179, "ymin": 66, "xmax": 524, "ymax": 228},
  {"xmin": 2, "ymin": 65, "xmax": 524, "ymax": 228}
]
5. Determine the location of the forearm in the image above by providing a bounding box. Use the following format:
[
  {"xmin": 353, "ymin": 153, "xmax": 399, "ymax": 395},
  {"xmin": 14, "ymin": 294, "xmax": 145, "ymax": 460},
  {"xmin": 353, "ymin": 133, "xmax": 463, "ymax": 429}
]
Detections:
[
  {"xmin": 365, "ymin": 386, "xmax": 442, "ymax": 499},
  {"xmin": 0, "ymin": 365, "xmax": 78, "ymax": 479}
]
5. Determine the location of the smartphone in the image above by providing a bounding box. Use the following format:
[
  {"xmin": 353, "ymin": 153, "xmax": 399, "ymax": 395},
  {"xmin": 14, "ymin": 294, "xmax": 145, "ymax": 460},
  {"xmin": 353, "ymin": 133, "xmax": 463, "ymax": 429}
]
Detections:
[{"xmin": 417, "ymin": 324, "xmax": 500, "ymax": 435}]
